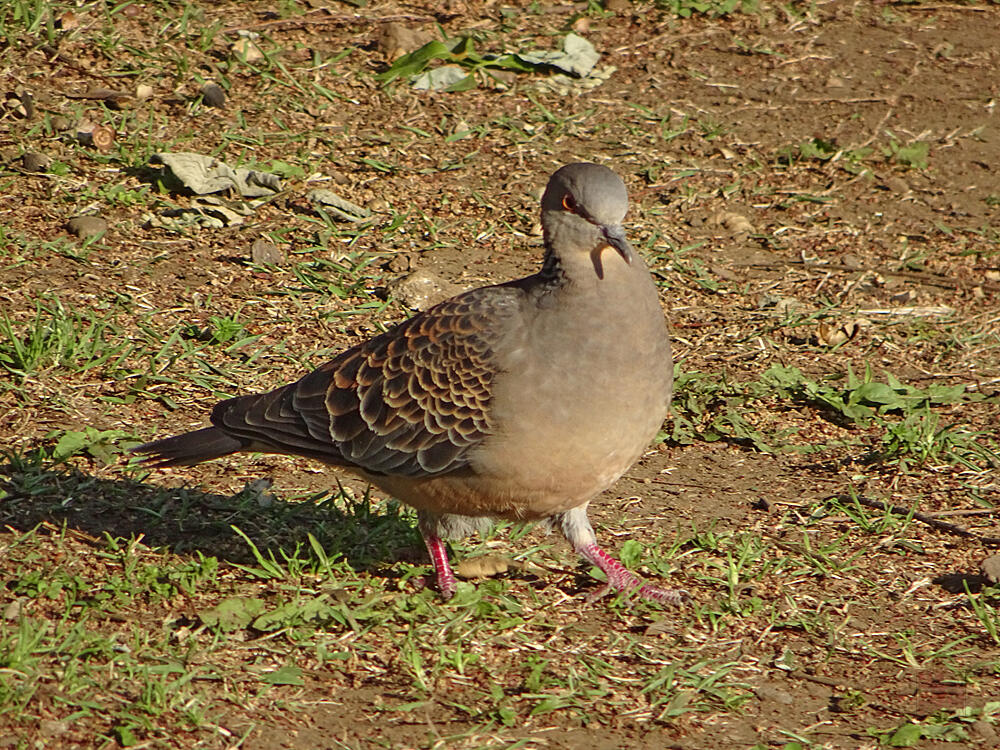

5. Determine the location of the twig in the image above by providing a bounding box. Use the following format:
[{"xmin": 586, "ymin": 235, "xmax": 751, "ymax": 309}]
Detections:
[
  {"xmin": 40, "ymin": 45, "xmax": 115, "ymax": 85},
  {"xmin": 921, "ymin": 508, "xmax": 1000, "ymax": 519},
  {"xmin": 830, "ymin": 494, "xmax": 1000, "ymax": 547},
  {"xmin": 735, "ymin": 259, "xmax": 1000, "ymax": 294},
  {"xmin": 224, "ymin": 11, "xmax": 436, "ymax": 33},
  {"xmin": 893, "ymin": 3, "xmax": 990, "ymax": 10}
]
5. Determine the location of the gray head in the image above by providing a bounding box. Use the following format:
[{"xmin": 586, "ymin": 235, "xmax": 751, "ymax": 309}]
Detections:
[{"xmin": 540, "ymin": 163, "xmax": 634, "ymax": 278}]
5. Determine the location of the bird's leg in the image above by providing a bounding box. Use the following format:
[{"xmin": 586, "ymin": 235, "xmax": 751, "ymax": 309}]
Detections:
[
  {"xmin": 417, "ymin": 513, "xmax": 458, "ymax": 599},
  {"xmin": 576, "ymin": 542, "xmax": 686, "ymax": 605},
  {"xmin": 557, "ymin": 506, "xmax": 687, "ymax": 606},
  {"xmin": 420, "ymin": 530, "xmax": 458, "ymax": 599}
]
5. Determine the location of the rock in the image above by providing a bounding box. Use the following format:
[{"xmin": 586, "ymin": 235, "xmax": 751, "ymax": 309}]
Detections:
[
  {"xmin": 231, "ymin": 37, "xmax": 265, "ymax": 63},
  {"xmin": 3, "ymin": 598, "xmax": 25, "ymax": 620},
  {"xmin": 241, "ymin": 478, "xmax": 276, "ymax": 508},
  {"xmin": 980, "ymin": 554, "xmax": 1000, "ymax": 585},
  {"xmin": 884, "ymin": 176, "xmax": 910, "ymax": 194},
  {"xmin": 759, "ymin": 295, "xmax": 804, "ymax": 316},
  {"xmin": 840, "ymin": 252, "xmax": 863, "ymax": 270},
  {"xmin": 754, "ymin": 684, "xmax": 795, "ymax": 705},
  {"xmin": 387, "ymin": 253, "xmax": 412, "ymax": 273},
  {"xmin": 39, "ymin": 719, "xmax": 70, "ymax": 738},
  {"xmin": 22, "ymin": 151, "xmax": 50, "ymax": 172},
  {"xmin": 378, "ymin": 22, "xmax": 433, "ymax": 60},
  {"xmin": 251, "ymin": 238, "xmax": 285, "ymax": 266},
  {"xmin": 307, "ymin": 189, "xmax": 371, "ymax": 222},
  {"xmin": 707, "ymin": 210, "xmax": 754, "ymax": 235},
  {"xmin": 201, "ymin": 82, "xmax": 226, "ymax": 108},
  {"xmin": 970, "ymin": 719, "xmax": 998, "ymax": 746},
  {"xmin": 390, "ymin": 269, "xmax": 460, "ymax": 311},
  {"xmin": 329, "ymin": 169, "xmax": 351, "ymax": 186},
  {"xmin": 67, "ymin": 215, "xmax": 108, "ymax": 239}
]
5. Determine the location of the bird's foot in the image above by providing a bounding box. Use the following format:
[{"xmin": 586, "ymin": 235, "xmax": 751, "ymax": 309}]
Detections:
[
  {"xmin": 578, "ymin": 542, "xmax": 688, "ymax": 606},
  {"xmin": 421, "ymin": 531, "xmax": 457, "ymax": 599}
]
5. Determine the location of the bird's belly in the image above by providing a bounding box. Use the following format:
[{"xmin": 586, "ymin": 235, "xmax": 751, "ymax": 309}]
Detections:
[{"xmin": 465, "ymin": 345, "xmax": 671, "ymax": 516}]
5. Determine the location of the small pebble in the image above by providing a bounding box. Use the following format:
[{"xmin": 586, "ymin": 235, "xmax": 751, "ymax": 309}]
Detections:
[
  {"xmin": 231, "ymin": 37, "xmax": 265, "ymax": 63},
  {"xmin": 391, "ymin": 269, "xmax": 458, "ymax": 311},
  {"xmin": 980, "ymin": 554, "xmax": 1000, "ymax": 585},
  {"xmin": 970, "ymin": 719, "xmax": 998, "ymax": 746},
  {"xmin": 884, "ymin": 176, "xmax": 910, "ymax": 194},
  {"xmin": 3, "ymin": 598, "xmax": 25, "ymax": 620},
  {"xmin": 378, "ymin": 22, "xmax": 432, "ymax": 59},
  {"xmin": 754, "ymin": 685, "xmax": 795, "ymax": 705},
  {"xmin": 201, "ymin": 82, "xmax": 226, "ymax": 108},
  {"xmin": 251, "ymin": 238, "xmax": 285, "ymax": 266},
  {"xmin": 22, "ymin": 151, "xmax": 51, "ymax": 172},
  {"xmin": 840, "ymin": 253, "xmax": 863, "ymax": 270},
  {"xmin": 67, "ymin": 215, "xmax": 108, "ymax": 239},
  {"xmin": 387, "ymin": 253, "xmax": 412, "ymax": 273},
  {"xmin": 39, "ymin": 719, "xmax": 70, "ymax": 738},
  {"xmin": 17, "ymin": 90, "xmax": 36, "ymax": 119}
]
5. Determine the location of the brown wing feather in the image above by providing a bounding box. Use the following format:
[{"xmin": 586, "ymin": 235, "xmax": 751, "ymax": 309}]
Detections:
[{"xmin": 208, "ymin": 286, "xmax": 522, "ymax": 476}]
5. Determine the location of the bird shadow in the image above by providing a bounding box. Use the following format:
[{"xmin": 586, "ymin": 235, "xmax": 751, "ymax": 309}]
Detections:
[{"xmin": 0, "ymin": 451, "xmax": 423, "ymax": 577}]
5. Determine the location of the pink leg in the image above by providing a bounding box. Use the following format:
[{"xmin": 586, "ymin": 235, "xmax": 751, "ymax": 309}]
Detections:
[
  {"xmin": 421, "ymin": 531, "xmax": 457, "ymax": 599},
  {"xmin": 578, "ymin": 542, "xmax": 687, "ymax": 606}
]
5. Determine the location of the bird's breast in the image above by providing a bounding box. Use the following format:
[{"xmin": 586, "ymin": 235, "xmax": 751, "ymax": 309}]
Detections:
[{"xmin": 471, "ymin": 270, "xmax": 672, "ymax": 513}]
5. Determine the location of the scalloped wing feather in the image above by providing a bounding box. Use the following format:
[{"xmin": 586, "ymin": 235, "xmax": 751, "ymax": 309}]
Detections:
[{"xmin": 209, "ymin": 286, "xmax": 522, "ymax": 477}]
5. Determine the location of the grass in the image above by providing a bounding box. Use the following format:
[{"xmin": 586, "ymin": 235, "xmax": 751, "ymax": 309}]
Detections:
[{"xmin": 0, "ymin": 482, "xmax": 742, "ymax": 740}]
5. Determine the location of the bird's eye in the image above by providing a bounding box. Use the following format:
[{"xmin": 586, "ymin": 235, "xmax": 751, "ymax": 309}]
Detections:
[{"xmin": 561, "ymin": 193, "xmax": 577, "ymax": 212}]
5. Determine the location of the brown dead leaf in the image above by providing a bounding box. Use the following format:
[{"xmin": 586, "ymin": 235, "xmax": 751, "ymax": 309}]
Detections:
[
  {"xmin": 378, "ymin": 23, "xmax": 433, "ymax": 61},
  {"xmin": 454, "ymin": 554, "xmax": 513, "ymax": 580},
  {"xmin": 816, "ymin": 320, "xmax": 860, "ymax": 347},
  {"xmin": 231, "ymin": 37, "xmax": 265, "ymax": 63},
  {"xmin": 707, "ymin": 210, "xmax": 754, "ymax": 235}
]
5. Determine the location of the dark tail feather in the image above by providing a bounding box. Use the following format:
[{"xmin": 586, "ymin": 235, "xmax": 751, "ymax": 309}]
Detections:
[{"xmin": 132, "ymin": 427, "xmax": 245, "ymax": 467}]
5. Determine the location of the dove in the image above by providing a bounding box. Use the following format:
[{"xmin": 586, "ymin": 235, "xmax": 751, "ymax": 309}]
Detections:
[{"xmin": 135, "ymin": 163, "xmax": 681, "ymax": 603}]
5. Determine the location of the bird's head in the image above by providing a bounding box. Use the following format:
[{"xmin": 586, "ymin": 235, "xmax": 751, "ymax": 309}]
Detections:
[{"xmin": 540, "ymin": 162, "xmax": 634, "ymax": 279}]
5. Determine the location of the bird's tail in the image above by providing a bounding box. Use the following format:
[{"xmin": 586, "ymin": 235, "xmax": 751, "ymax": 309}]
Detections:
[{"xmin": 131, "ymin": 427, "xmax": 245, "ymax": 467}]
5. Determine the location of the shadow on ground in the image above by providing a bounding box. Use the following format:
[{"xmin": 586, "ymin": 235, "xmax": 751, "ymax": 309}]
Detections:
[{"xmin": 0, "ymin": 455, "xmax": 422, "ymax": 575}]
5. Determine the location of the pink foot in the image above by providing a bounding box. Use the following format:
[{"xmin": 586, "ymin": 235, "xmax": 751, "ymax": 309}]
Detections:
[
  {"xmin": 421, "ymin": 532, "xmax": 457, "ymax": 599},
  {"xmin": 578, "ymin": 542, "xmax": 687, "ymax": 606}
]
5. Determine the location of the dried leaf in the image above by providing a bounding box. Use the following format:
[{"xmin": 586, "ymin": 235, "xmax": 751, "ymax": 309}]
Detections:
[
  {"xmin": 454, "ymin": 554, "xmax": 514, "ymax": 579},
  {"xmin": 816, "ymin": 320, "xmax": 859, "ymax": 347}
]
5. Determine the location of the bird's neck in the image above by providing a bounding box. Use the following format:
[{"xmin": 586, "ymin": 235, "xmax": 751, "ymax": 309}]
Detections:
[{"xmin": 538, "ymin": 247, "xmax": 568, "ymax": 289}]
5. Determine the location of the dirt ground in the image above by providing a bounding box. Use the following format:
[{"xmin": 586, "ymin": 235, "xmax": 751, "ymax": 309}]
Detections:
[{"xmin": 2, "ymin": 1, "xmax": 1000, "ymax": 748}]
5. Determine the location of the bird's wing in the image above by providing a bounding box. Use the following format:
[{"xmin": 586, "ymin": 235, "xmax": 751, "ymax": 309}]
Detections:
[{"xmin": 210, "ymin": 285, "xmax": 523, "ymax": 476}]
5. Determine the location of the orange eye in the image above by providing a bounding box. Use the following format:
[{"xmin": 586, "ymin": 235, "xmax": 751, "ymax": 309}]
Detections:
[{"xmin": 561, "ymin": 193, "xmax": 577, "ymax": 212}]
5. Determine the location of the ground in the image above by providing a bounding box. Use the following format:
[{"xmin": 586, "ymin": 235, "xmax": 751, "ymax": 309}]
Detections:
[{"xmin": 1, "ymin": 1, "xmax": 999, "ymax": 748}]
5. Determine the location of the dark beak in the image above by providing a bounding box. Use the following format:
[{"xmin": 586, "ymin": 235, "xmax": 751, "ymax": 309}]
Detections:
[{"xmin": 601, "ymin": 225, "xmax": 634, "ymax": 265}]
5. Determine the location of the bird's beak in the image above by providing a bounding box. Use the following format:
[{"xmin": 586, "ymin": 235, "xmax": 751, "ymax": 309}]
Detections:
[{"xmin": 601, "ymin": 225, "xmax": 634, "ymax": 265}]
